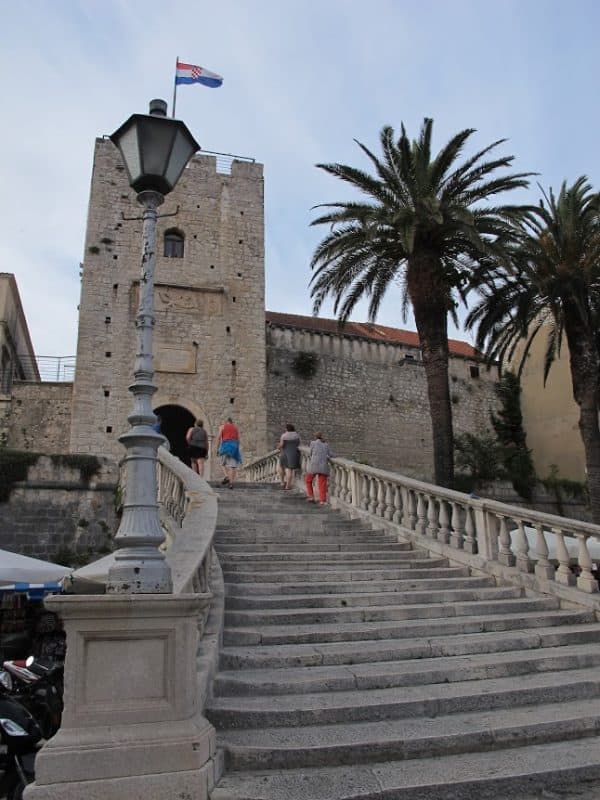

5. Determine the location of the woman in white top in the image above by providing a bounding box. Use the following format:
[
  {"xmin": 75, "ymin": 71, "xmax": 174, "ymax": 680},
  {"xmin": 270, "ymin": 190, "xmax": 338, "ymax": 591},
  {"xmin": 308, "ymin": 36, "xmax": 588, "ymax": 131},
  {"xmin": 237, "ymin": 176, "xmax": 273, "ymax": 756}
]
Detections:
[{"xmin": 305, "ymin": 432, "xmax": 334, "ymax": 504}]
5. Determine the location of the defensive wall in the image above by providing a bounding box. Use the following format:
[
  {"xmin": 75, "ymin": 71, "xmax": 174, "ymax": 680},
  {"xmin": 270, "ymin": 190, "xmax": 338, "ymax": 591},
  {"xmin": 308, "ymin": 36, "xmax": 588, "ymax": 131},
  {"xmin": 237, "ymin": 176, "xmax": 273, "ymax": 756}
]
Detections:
[
  {"xmin": 0, "ymin": 381, "xmax": 72, "ymax": 453},
  {"xmin": 0, "ymin": 454, "xmax": 118, "ymax": 563},
  {"xmin": 266, "ymin": 321, "xmax": 499, "ymax": 480}
]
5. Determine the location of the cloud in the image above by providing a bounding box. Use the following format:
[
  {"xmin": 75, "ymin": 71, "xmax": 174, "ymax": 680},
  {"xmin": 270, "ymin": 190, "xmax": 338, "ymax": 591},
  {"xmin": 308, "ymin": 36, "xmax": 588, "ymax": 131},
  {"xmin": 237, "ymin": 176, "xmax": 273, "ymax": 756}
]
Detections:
[{"xmin": 1, "ymin": 0, "xmax": 599, "ymax": 356}]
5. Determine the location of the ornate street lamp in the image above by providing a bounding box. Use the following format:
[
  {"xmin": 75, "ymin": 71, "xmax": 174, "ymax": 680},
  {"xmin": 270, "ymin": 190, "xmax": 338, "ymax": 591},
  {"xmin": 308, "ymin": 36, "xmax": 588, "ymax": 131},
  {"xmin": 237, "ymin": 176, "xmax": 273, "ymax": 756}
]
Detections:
[{"xmin": 107, "ymin": 99, "xmax": 199, "ymax": 593}]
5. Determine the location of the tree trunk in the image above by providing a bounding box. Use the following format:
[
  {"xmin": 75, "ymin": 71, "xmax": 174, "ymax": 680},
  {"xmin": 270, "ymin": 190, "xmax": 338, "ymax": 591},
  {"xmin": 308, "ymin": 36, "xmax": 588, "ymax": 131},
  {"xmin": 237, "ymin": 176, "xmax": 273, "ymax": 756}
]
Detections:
[
  {"xmin": 563, "ymin": 307, "xmax": 600, "ymax": 523},
  {"xmin": 409, "ymin": 257, "xmax": 454, "ymax": 488}
]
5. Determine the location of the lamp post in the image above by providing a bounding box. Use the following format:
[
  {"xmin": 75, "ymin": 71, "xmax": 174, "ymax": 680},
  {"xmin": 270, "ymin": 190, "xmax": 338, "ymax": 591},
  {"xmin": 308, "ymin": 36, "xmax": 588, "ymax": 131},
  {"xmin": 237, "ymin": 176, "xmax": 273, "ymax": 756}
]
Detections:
[{"xmin": 107, "ymin": 99, "xmax": 199, "ymax": 593}]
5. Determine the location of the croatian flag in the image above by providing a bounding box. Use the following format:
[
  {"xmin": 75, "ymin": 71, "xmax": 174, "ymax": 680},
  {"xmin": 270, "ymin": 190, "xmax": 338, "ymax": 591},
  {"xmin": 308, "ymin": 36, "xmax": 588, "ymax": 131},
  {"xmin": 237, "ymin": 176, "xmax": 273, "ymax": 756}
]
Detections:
[{"xmin": 175, "ymin": 60, "xmax": 223, "ymax": 88}]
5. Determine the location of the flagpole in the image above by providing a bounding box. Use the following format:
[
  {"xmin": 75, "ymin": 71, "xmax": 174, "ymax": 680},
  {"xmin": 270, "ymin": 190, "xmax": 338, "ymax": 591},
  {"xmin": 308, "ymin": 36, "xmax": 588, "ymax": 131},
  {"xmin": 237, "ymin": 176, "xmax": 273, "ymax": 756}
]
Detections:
[{"xmin": 172, "ymin": 56, "xmax": 179, "ymax": 118}]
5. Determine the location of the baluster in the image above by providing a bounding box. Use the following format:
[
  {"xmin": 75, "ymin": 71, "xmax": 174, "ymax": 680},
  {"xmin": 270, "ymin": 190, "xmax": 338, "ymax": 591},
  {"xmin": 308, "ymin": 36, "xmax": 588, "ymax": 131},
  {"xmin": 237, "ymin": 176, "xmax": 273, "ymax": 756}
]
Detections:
[
  {"xmin": 554, "ymin": 528, "xmax": 575, "ymax": 586},
  {"xmin": 338, "ymin": 467, "xmax": 346, "ymax": 502},
  {"xmin": 438, "ymin": 500, "xmax": 450, "ymax": 544},
  {"xmin": 576, "ymin": 534, "xmax": 599, "ymax": 593},
  {"xmin": 375, "ymin": 480, "xmax": 385, "ymax": 518},
  {"xmin": 367, "ymin": 477, "xmax": 377, "ymax": 514},
  {"xmin": 463, "ymin": 506, "xmax": 477, "ymax": 553},
  {"xmin": 361, "ymin": 475, "xmax": 370, "ymax": 510},
  {"xmin": 415, "ymin": 493, "xmax": 427, "ymax": 535},
  {"xmin": 346, "ymin": 468, "xmax": 354, "ymax": 505},
  {"xmin": 426, "ymin": 495, "xmax": 439, "ymax": 539},
  {"xmin": 406, "ymin": 489, "xmax": 417, "ymax": 530},
  {"xmin": 450, "ymin": 502, "xmax": 464, "ymax": 549},
  {"xmin": 375, "ymin": 478, "xmax": 385, "ymax": 517},
  {"xmin": 498, "ymin": 516, "xmax": 515, "ymax": 566},
  {"xmin": 533, "ymin": 523, "xmax": 555, "ymax": 580},
  {"xmin": 349, "ymin": 468, "xmax": 359, "ymax": 510},
  {"xmin": 344, "ymin": 469, "xmax": 352, "ymax": 503},
  {"xmin": 337, "ymin": 468, "xmax": 345, "ymax": 502},
  {"xmin": 329, "ymin": 465, "xmax": 337, "ymax": 499},
  {"xmin": 372, "ymin": 479, "xmax": 382, "ymax": 516},
  {"xmin": 392, "ymin": 484, "xmax": 402, "ymax": 524},
  {"xmin": 380, "ymin": 482, "xmax": 390, "ymax": 520},
  {"xmin": 514, "ymin": 520, "xmax": 532, "ymax": 573}
]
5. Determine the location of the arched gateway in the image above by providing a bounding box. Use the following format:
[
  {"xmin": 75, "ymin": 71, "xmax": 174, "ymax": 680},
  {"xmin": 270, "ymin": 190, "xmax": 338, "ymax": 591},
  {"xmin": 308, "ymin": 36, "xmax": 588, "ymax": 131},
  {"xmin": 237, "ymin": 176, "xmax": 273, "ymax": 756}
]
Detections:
[{"xmin": 153, "ymin": 404, "xmax": 195, "ymax": 464}]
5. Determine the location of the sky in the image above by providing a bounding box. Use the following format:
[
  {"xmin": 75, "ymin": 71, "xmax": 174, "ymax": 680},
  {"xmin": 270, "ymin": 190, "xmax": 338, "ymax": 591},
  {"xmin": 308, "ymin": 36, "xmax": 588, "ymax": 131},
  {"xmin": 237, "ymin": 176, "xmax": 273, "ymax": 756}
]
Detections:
[{"xmin": 1, "ymin": 0, "xmax": 599, "ymax": 357}]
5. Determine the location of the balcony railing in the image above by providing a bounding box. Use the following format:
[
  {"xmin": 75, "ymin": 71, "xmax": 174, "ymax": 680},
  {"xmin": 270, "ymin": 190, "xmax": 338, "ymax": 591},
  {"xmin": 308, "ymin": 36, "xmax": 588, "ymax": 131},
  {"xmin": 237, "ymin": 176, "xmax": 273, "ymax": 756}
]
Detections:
[
  {"xmin": 197, "ymin": 149, "xmax": 255, "ymax": 175},
  {"xmin": 1, "ymin": 355, "xmax": 75, "ymax": 392}
]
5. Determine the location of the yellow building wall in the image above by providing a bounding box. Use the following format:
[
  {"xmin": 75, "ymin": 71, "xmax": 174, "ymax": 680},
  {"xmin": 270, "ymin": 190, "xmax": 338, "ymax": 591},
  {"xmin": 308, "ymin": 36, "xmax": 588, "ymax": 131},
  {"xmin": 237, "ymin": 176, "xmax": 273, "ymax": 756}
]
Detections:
[{"xmin": 515, "ymin": 334, "xmax": 585, "ymax": 481}]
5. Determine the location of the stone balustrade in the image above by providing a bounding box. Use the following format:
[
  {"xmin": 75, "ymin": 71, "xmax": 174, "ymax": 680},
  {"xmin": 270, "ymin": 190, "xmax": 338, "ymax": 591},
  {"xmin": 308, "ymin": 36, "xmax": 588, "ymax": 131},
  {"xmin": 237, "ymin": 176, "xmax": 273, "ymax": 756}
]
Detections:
[
  {"xmin": 245, "ymin": 448, "xmax": 600, "ymax": 604},
  {"xmin": 27, "ymin": 448, "xmax": 222, "ymax": 800}
]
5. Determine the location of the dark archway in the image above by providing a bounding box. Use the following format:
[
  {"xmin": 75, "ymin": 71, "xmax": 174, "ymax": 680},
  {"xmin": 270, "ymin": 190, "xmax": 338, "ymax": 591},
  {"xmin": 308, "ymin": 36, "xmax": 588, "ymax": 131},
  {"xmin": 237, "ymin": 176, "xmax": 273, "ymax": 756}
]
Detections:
[{"xmin": 154, "ymin": 404, "xmax": 195, "ymax": 465}]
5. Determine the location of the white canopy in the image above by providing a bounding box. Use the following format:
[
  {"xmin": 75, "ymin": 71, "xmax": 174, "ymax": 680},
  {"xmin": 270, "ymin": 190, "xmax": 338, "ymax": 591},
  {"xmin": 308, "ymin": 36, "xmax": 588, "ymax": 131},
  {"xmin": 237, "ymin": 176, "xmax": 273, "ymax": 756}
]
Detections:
[
  {"xmin": 0, "ymin": 550, "xmax": 72, "ymax": 586},
  {"xmin": 68, "ymin": 553, "xmax": 115, "ymax": 586}
]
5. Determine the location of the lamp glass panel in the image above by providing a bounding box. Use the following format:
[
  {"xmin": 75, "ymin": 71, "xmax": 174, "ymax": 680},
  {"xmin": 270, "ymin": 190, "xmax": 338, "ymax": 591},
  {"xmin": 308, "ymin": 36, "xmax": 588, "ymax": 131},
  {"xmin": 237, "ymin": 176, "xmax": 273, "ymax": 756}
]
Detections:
[
  {"xmin": 118, "ymin": 126, "xmax": 141, "ymax": 184},
  {"xmin": 139, "ymin": 122, "xmax": 175, "ymax": 182},
  {"xmin": 165, "ymin": 129, "xmax": 197, "ymax": 188}
]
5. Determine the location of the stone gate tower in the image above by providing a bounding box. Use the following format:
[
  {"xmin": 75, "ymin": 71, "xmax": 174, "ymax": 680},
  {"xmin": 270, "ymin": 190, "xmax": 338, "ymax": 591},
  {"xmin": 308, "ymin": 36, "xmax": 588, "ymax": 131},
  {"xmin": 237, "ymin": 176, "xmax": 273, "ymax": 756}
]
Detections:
[{"xmin": 70, "ymin": 137, "xmax": 267, "ymax": 471}]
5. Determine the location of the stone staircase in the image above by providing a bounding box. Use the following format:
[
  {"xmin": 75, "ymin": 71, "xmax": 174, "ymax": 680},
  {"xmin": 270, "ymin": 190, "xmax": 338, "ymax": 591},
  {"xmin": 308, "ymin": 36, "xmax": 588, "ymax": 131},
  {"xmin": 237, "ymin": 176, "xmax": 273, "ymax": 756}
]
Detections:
[{"xmin": 207, "ymin": 483, "xmax": 600, "ymax": 800}]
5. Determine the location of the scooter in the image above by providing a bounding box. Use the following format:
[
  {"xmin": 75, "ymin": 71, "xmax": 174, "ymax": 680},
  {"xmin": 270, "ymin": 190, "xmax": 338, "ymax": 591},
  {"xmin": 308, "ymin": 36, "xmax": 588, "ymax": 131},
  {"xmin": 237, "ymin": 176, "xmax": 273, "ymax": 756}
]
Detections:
[
  {"xmin": 2, "ymin": 658, "xmax": 63, "ymax": 741},
  {"xmin": 0, "ymin": 670, "xmax": 42, "ymax": 800}
]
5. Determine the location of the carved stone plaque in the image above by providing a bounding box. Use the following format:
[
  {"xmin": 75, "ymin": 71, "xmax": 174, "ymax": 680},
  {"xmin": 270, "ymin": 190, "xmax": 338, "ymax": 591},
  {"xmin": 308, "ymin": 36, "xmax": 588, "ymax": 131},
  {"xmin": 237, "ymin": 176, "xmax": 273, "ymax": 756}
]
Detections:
[
  {"xmin": 130, "ymin": 282, "xmax": 224, "ymax": 317},
  {"xmin": 154, "ymin": 346, "xmax": 196, "ymax": 374}
]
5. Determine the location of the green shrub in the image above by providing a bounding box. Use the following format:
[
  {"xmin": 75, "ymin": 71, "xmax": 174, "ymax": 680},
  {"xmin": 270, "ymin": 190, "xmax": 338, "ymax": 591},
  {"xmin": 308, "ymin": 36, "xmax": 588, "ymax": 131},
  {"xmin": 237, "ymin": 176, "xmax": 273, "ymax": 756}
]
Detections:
[
  {"xmin": 291, "ymin": 351, "xmax": 319, "ymax": 379},
  {"xmin": 454, "ymin": 433, "xmax": 502, "ymax": 487},
  {"xmin": 491, "ymin": 371, "xmax": 536, "ymax": 500},
  {"xmin": 540, "ymin": 464, "xmax": 588, "ymax": 515}
]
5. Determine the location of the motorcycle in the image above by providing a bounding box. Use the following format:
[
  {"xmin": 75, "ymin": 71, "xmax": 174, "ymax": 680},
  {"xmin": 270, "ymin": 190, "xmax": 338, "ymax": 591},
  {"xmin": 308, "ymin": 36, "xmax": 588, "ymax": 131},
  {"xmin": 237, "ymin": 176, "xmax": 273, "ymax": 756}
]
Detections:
[
  {"xmin": 2, "ymin": 658, "xmax": 63, "ymax": 741},
  {"xmin": 0, "ymin": 669, "xmax": 42, "ymax": 800}
]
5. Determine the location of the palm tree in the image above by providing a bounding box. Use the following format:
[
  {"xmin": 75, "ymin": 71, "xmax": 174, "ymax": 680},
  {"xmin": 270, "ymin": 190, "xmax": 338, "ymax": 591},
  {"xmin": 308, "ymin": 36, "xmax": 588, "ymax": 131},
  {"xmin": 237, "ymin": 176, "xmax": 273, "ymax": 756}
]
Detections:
[
  {"xmin": 310, "ymin": 118, "xmax": 531, "ymax": 487},
  {"xmin": 466, "ymin": 177, "xmax": 600, "ymax": 521}
]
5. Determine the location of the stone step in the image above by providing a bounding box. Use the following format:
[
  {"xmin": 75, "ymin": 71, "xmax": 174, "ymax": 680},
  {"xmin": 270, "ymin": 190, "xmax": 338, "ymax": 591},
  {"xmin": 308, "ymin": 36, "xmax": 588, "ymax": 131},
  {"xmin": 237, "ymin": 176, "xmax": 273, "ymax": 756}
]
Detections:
[
  {"xmin": 210, "ymin": 482, "xmax": 282, "ymax": 490},
  {"xmin": 211, "ymin": 737, "xmax": 600, "ymax": 799},
  {"xmin": 221, "ymin": 556, "xmax": 442, "ymax": 573},
  {"xmin": 215, "ymin": 522, "xmax": 377, "ymax": 532},
  {"xmin": 219, "ymin": 696, "xmax": 600, "ymax": 771},
  {"xmin": 216, "ymin": 541, "xmax": 412, "ymax": 554},
  {"xmin": 214, "ymin": 643, "xmax": 600, "ymax": 697},
  {"xmin": 219, "ymin": 548, "xmax": 420, "ymax": 563},
  {"xmin": 223, "ymin": 596, "xmax": 559, "ymax": 628},
  {"xmin": 216, "ymin": 511, "xmax": 363, "ymax": 522},
  {"xmin": 223, "ymin": 575, "xmax": 494, "ymax": 597},
  {"xmin": 223, "ymin": 609, "xmax": 595, "ymax": 646},
  {"xmin": 221, "ymin": 564, "xmax": 462, "ymax": 584},
  {"xmin": 216, "ymin": 533, "xmax": 398, "ymax": 544},
  {"xmin": 219, "ymin": 623, "xmax": 600, "ymax": 670},
  {"xmin": 206, "ymin": 665, "xmax": 600, "ymax": 729},
  {"xmin": 223, "ymin": 585, "xmax": 519, "ymax": 610}
]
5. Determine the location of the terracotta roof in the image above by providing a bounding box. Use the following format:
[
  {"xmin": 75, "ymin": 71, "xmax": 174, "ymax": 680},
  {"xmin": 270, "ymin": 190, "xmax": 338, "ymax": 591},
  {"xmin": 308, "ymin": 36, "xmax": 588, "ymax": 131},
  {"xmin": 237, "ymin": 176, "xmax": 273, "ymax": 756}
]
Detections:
[{"xmin": 265, "ymin": 311, "xmax": 481, "ymax": 360}]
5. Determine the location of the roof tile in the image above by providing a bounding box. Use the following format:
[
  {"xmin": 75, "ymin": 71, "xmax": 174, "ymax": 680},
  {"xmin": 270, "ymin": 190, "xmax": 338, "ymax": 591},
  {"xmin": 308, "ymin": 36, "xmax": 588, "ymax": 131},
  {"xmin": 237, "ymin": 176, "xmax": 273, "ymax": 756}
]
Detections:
[{"xmin": 265, "ymin": 311, "xmax": 481, "ymax": 359}]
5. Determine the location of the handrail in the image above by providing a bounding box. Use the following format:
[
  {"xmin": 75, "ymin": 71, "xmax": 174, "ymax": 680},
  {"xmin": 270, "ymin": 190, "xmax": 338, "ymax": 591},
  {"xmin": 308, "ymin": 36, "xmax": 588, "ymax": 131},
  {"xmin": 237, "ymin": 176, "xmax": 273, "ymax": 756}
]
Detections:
[
  {"xmin": 114, "ymin": 446, "xmax": 218, "ymax": 621},
  {"xmin": 244, "ymin": 448, "xmax": 600, "ymax": 599},
  {"xmin": 157, "ymin": 447, "xmax": 218, "ymax": 600}
]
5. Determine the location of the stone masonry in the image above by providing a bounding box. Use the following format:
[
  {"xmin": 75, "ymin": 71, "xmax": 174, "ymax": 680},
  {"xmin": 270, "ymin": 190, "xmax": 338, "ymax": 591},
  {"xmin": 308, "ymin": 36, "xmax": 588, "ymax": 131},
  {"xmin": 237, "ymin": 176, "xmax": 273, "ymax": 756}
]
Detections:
[
  {"xmin": 69, "ymin": 139, "xmax": 267, "ymax": 471},
  {"xmin": 266, "ymin": 322, "xmax": 500, "ymax": 479},
  {"xmin": 1, "ymin": 381, "xmax": 72, "ymax": 453},
  {"xmin": 0, "ymin": 455, "xmax": 118, "ymax": 562}
]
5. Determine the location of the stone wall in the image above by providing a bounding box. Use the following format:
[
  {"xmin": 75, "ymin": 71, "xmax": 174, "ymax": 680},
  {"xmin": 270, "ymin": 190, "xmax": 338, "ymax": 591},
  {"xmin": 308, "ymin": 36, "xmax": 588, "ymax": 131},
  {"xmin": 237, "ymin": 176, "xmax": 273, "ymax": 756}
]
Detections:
[
  {"xmin": 266, "ymin": 338, "xmax": 499, "ymax": 480},
  {"xmin": 70, "ymin": 140, "xmax": 267, "ymax": 472},
  {"xmin": 0, "ymin": 455, "xmax": 118, "ymax": 563},
  {"xmin": 2, "ymin": 382, "xmax": 72, "ymax": 452},
  {"xmin": 476, "ymin": 480, "xmax": 591, "ymax": 522}
]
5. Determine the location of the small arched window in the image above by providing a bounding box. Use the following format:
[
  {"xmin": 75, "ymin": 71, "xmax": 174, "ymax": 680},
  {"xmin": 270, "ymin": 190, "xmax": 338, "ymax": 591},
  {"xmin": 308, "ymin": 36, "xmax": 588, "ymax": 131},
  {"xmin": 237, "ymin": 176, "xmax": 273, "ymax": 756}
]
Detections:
[{"xmin": 164, "ymin": 229, "xmax": 184, "ymax": 258}]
